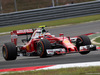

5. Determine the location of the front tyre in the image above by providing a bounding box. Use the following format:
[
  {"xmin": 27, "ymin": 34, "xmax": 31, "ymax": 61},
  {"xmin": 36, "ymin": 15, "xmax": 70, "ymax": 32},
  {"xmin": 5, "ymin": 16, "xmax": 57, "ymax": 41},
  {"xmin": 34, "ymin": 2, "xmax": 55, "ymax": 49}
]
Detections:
[
  {"xmin": 76, "ymin": 35, "xmax": 91, "ymax": 55},
  {"xmin": 37, "ymin": 39, "xmax": 52, "ymax": 58},
  {"xmin": 2, "ymin": 42, "xmax": 17, "ymax": 61}
]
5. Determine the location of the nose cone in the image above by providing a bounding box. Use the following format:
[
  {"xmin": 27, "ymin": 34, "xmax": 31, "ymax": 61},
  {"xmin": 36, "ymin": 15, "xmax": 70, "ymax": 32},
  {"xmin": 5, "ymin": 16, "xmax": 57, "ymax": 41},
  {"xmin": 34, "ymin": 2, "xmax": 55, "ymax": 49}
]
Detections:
[{"xmin": 62, "ymin": 38, "xmax": 77, "ymax": 52}]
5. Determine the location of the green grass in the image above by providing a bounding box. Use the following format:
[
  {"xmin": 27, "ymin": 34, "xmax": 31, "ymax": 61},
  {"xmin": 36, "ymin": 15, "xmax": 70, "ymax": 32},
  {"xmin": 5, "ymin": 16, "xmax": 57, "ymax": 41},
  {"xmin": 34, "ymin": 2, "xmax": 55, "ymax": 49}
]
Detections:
[
  {"xmin": 2, "ymin": 66, "xmax": 100, "ymax": 75},
  {"xmin": 94, "ymin": 37, "xmax": 100, "ymax": 43},
  {"xmin": 0, "ymin": 14, "xmax": 100, "ymax": 33},
  {"xmin": 89, "ymin": 33, "xmax": 100, "ymax": 40},
  {"xmin": 89, "ymin": 33, "xmax": 100, "ymax": 46}
]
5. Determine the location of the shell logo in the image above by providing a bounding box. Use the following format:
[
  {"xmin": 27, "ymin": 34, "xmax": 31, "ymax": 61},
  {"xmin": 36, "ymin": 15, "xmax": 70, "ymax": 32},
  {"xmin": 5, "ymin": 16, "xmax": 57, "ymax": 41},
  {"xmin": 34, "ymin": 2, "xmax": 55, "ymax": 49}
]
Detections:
[{"xmin": 64, "ymin": 40, "xmax": 70, "ymax": 44}]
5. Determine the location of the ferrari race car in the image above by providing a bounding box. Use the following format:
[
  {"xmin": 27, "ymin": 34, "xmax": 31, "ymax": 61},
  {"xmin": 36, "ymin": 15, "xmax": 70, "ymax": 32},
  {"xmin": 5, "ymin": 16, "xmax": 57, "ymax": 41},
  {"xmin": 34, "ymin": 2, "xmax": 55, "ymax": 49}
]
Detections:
[{"xmin": 2, "ymin": 25, "xmax": 96, "ymax": 61}]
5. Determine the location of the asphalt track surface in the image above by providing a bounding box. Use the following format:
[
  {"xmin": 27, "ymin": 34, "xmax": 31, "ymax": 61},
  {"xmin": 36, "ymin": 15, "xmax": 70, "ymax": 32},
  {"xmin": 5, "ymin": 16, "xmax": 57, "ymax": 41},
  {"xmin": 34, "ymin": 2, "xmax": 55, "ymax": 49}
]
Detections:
[{"xmin": 0, "ymin": 21, "xmax": 100, "ymax": 69}]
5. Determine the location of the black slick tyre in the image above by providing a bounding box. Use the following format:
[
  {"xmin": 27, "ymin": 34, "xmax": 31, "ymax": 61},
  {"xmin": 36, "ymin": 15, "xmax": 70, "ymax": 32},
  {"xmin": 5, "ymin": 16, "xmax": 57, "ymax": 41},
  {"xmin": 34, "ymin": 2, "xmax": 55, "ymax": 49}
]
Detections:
[
  {"xmin": 76, "ymin": 35, "xmax": 91, "ymax": 55},
  {"xmin": 37, "ymin": 39, "xmax": 52, "ymax": 58},
  {"xmin": 2, "ymin": 42, "xmax": 17, "ymax": 61}
]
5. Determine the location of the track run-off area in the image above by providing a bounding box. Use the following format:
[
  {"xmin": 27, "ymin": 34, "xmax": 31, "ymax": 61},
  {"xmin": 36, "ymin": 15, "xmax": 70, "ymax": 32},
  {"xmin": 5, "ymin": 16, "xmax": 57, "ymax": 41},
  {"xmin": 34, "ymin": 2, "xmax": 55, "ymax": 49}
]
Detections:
[{"xmin": 0, "ymin": 20, "xmax": 100, "ymax": 73}]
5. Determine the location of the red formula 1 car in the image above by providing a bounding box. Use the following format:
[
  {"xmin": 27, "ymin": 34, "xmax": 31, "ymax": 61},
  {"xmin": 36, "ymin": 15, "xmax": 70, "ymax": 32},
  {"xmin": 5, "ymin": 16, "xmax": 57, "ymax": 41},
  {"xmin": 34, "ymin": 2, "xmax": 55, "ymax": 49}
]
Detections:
[{"xmin": 2, "ymin": 25, "xmax": 96, "ymax": 61}]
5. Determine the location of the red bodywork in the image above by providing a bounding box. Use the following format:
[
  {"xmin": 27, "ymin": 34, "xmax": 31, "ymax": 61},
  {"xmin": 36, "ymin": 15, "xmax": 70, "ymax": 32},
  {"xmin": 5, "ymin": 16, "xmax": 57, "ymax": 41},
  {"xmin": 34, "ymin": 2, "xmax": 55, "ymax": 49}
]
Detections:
[{"xmin": 11, "ymin": 29, "xmax": 78, "ymax": 54}]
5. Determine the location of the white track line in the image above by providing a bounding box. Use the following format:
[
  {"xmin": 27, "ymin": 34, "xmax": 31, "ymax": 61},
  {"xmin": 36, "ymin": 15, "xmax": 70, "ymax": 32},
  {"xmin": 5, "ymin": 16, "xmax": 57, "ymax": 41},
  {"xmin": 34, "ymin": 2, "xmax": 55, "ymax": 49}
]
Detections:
[
  {"xmin": 0, "ymin": 61, "xmax": 100, "ymax": 74},
  {"xmin": 0, "ymin": 32, "xmax": 10, "ymax": 35},
  {"xmin": 38, "ymin": 61, "xmax": 100, "ymax": 70}
]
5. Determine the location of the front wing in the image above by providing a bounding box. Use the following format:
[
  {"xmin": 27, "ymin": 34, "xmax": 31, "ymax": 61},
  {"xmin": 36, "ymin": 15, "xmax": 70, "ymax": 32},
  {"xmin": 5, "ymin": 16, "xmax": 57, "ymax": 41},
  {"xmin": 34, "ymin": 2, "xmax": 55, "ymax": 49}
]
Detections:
[{"xmin": 46, "ymin": 45, "xmax": 96, "ymax": 55}]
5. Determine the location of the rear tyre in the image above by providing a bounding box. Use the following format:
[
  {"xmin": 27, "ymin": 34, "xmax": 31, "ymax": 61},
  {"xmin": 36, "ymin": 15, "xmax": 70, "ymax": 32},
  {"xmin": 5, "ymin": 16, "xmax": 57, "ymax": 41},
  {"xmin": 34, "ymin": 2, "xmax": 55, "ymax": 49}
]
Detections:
[
  {"xmin": 2, "ymin": 42, "xmax": 17, "ymax": 61},
  {"xmin": 76, "ymin": 35, "xmax": 91, "ymax": 55},
  {"xmin": 37, "ymin": 39, "xmax": 52, "ymax": 58}
]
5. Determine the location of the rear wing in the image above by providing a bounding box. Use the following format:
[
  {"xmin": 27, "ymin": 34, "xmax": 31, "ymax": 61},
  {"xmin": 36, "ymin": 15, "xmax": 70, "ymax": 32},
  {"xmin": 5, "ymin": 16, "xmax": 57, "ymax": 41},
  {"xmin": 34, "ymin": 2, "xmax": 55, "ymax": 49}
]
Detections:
[
  {"xmin": 11, "ymin": 29, "xmax": 34, "ymax": 36},
  {"xmin": 11, "ymin": 29, "xmax": 34, "ymax": 45}
]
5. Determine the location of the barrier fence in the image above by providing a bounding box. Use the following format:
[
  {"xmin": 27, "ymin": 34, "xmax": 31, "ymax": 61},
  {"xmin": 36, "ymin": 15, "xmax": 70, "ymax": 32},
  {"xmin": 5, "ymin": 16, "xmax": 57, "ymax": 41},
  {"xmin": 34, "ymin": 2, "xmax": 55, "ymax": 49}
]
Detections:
[
  {"xmin": 0, "ymin": 0, "xmax": 94, "ymax": 13},
  {"xmin": 0, "ymin": 1, "xmax": 100, "ymax": 27}
]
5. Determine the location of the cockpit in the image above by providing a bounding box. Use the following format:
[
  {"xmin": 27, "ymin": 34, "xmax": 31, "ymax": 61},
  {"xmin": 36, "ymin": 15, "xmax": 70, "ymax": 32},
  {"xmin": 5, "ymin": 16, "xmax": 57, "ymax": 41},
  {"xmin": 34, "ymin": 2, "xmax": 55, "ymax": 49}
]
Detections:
[{"xmin": 31, "ymin": 29, "xmax": 52, "ymax": 39}]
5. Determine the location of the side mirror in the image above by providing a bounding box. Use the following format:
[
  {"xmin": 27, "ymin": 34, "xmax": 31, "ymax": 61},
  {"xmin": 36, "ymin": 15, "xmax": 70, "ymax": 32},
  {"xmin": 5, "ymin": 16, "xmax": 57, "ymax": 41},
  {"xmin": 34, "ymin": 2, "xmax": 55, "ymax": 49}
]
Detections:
[{"xmin": 59, "ymin": 33, "xmax": 64, "ymax": 37}]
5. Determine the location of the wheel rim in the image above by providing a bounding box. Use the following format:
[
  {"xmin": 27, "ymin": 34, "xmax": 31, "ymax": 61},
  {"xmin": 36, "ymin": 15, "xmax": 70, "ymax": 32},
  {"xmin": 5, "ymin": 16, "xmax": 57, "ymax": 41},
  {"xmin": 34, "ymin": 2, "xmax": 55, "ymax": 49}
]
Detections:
[
  {"xmin": 2, "ymin": 47, "xmax": 7, "ymax": 59},
  {"xmin": 77, "ymin": 38, "xmax": 82, "ymax": 44},
  {"xmin": 38, "ymin": 46, "xmax": 42, "ymax": 54},
  {"xmin": 37, "ymin": 43, "xmax": 43, "ymax": 55},
  {"xmin": 76, "ymin": 38, "xmax": 83, "ymax": 51}
]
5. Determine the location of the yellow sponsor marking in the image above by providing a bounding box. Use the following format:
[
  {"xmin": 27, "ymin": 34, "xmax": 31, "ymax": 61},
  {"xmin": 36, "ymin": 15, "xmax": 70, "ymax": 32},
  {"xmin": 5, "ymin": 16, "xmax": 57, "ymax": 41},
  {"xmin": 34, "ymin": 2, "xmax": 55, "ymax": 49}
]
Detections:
[
  {"xmin": 26, "ymin": 45, "xmax": 30, "ymax": 51},
  {"xmin": 64, "ymin": 40, "xmax": 70, "ymax": 44}
]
